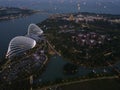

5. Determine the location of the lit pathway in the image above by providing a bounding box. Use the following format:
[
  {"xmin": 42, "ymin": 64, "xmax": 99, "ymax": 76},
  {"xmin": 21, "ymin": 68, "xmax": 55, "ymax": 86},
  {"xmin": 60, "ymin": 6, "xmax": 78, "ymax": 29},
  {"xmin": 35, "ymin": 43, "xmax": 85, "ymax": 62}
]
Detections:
[
  {"xmin": 36, "ymin": 75, "xmax": 119, "ymax": 90},
  {"xmin": 46, "ymin": 40, "xmax": 61, "ymax": 56}
]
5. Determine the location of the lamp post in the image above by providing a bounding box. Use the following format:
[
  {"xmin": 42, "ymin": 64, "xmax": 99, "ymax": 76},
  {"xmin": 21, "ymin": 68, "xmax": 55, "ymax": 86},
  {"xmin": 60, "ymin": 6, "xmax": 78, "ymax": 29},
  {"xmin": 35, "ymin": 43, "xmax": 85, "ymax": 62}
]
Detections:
[{"xmin": 30, "ymin": 75, "xmax": 33, "ymax": 90}]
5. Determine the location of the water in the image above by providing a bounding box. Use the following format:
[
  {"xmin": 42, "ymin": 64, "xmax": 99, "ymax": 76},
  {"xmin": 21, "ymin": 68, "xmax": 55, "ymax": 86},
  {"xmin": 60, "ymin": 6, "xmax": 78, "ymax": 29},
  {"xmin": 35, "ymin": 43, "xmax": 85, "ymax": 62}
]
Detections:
[
  {"xmin": 0, "ymin": 1, "xmax": 120, "ymax": 57},
  {"xmin": 35, "ymin": 56, "xmax": 113, "ymax": 83},
  {"xmin": 0, "ymin": 1, "xmax": 120, "ymax": 85},
  {"xmin": 37, "ymin": 56, "xmax": 88, "ymax": 82},
  {"xmin": 0, "ymin": 13, "xmax": 49, "ymax": 58}
]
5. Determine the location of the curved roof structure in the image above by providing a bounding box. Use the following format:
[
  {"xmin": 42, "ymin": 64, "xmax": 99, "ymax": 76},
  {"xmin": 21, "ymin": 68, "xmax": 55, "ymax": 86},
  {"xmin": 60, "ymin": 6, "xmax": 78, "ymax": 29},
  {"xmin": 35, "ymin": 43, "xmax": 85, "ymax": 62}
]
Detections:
[
  {"xmin": 28, "ymin": 24, "xmax": 43, "ymax": 36},
  {"xmin": 6, "ymin": 36, "xmax": 36, "ymax": 58}
]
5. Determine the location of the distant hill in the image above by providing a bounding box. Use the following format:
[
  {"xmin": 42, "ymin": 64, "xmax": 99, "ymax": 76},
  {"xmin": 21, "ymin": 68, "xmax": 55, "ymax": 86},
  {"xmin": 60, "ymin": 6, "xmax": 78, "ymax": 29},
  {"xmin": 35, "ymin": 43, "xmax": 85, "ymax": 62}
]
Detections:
[{"xmin": 0, "ymin": 7, "xmax": 37, "ymax": 21}]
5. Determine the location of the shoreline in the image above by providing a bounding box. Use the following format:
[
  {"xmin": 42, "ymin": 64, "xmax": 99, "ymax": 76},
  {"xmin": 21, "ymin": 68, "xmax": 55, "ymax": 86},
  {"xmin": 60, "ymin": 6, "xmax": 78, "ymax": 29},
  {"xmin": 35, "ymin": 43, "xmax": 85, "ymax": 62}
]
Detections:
[{"xmin": 0, "ymin": 7, "xmax": 42, "ymax": 22}]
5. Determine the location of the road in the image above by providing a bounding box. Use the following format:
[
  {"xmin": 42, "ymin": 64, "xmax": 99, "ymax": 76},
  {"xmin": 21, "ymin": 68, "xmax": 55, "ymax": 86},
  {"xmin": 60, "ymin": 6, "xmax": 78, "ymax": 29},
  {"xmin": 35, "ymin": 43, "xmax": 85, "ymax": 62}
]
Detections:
[{"xmin": 46, "ymin": 40, "xmax": 61, "ymax": 56}]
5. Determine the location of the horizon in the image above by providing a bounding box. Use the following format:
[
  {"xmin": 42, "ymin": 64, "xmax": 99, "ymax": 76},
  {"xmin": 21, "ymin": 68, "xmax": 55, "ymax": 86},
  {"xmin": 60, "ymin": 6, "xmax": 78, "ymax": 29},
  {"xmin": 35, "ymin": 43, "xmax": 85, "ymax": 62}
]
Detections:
[
  {"xmin": 0, "ymin": 0, "xmax": 120, "ymax": 90},
  {"xmin": 0, "ymin": 0, "xmax": 120, "ymax": 58},
  {"xmin": 0, "ymin": 0, "xmax": 120, "ymax": 14}
]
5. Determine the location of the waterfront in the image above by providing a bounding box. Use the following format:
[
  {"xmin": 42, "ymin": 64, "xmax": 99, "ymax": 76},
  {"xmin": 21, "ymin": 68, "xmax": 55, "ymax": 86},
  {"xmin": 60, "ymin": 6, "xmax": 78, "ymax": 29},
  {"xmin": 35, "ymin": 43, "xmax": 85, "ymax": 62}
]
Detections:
[
  {"xmin": 0, "ymin": 13, "xmax": 49, "ymax": 58},
  {"xmin": 0, "ymin": 1, "xmax": 120, "ymax": 58},
  {"xmin": 34, "ymin": 55, "xmax": 117, "ymax": 83},
  {"xmin": 0, "ymin": 1, "xmax": 120, "ymax": 89},
  {"xmin": 32, "ymin": 11, "xmax": 120, "ymax": 88}
]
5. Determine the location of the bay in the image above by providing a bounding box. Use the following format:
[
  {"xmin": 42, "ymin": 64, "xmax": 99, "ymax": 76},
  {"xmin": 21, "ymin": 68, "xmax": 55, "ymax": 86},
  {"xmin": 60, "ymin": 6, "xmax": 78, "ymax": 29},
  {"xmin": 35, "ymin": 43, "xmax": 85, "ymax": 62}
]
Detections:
[{"xmin": 0, "ymin": 1, "xmax": 120, "ymax": 58}]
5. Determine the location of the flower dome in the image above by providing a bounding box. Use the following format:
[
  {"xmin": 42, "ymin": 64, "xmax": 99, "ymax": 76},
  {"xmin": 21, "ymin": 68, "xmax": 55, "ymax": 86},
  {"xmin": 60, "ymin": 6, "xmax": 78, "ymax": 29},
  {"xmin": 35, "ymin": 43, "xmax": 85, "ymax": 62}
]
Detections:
[{"xmin": 6, "ymin": 36, "xmax": 36, "ymax": 58}]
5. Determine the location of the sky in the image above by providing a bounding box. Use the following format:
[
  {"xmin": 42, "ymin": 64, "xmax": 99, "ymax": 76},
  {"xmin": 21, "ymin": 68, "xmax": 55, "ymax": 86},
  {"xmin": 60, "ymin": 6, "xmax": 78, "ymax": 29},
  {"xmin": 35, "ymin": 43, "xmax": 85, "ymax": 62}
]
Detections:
[
  {"xmin": 0, "ymin": 0, "xmax": 120, "ymax": 14},
  {"xmin": 0, "ymin": 0, "xmax": 120, "ymax": 2},
  {"xmin": 0, "ymin": 0, "xmax": 120, "ymax": 6}
]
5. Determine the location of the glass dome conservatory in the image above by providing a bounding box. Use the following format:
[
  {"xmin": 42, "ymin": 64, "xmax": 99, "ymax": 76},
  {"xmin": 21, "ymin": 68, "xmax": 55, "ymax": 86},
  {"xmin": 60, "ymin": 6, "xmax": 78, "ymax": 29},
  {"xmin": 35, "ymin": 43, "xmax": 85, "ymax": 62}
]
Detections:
[
  {"xmin": 6, "ymin": 24, "xmax": 44, "ymax": 59},
  {"xmin": 27, "ymin": 23, "xmax": 43, "ymax": 36},
  {"xmin": 6, "ymin": 36, "xmax": 36, "ymax": 59}
]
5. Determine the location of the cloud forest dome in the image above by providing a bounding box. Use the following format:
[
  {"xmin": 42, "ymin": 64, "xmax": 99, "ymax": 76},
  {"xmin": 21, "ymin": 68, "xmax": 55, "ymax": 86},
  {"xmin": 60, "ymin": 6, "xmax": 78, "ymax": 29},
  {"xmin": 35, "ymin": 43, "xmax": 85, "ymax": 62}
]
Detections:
[
  {"xmin": 28, "ymin": 24, "xmax": 43, "ymax": 36},
  {"xmin": 6, "ymin": 36, "xmax": 36, "ymax": 59}
]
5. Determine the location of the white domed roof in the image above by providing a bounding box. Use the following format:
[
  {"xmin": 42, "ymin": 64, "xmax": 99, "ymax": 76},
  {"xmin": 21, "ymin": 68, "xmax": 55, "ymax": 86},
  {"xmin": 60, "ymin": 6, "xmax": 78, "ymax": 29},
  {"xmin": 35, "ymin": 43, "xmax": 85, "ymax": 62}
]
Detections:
[
  {"xmin": 28, "ymin": 24, "xmax": 43, "ymax": 36},
  {"xmin": 6, "ymin": 36, "xmax": 36, "ymax": 58}
]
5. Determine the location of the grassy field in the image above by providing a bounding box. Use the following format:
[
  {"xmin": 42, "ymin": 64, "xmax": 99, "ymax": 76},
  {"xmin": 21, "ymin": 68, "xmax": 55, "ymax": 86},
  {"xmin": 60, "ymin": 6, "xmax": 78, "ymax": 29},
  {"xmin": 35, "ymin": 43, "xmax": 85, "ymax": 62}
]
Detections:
[{"xmin": 61, "ymin": 78, "xmax": 120, "ymax": 90}]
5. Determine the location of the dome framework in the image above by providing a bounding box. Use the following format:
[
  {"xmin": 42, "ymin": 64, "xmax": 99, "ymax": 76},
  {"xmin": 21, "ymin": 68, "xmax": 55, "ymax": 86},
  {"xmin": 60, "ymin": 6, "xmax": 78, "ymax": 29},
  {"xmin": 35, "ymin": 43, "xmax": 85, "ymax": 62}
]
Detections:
[
  {"xmin": 6, "ymin": 36, "xmax": 36, "ymax": 58},
  {"xmin": 28, "ymin": 24, "xmax": 43, "ymax": 36}
]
